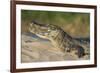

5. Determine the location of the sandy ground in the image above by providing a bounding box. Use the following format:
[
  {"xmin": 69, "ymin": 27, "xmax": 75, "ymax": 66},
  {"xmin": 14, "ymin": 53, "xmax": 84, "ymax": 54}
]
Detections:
[{"xmin": 21, "ymin": 33, "xmax": 89, "ymax": 63}]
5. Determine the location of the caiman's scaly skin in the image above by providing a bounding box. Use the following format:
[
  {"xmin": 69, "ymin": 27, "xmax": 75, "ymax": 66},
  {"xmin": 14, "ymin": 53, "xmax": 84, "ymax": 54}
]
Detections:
[{"xmin": 29, "ymin": 20, "xmax": 90, "ymax": 58}]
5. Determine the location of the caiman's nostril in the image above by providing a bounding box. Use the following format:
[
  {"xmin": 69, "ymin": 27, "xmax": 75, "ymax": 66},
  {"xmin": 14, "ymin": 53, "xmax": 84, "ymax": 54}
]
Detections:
[{"xmin": 32, "ymin": 20, "xmax": 38, "ymax": 24}]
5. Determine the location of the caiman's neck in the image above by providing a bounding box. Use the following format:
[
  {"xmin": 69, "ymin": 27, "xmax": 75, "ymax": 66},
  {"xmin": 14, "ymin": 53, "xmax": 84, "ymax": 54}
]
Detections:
[{"xmin": 49, "ymin": 30, "xmax": 73, "ymax": 50}]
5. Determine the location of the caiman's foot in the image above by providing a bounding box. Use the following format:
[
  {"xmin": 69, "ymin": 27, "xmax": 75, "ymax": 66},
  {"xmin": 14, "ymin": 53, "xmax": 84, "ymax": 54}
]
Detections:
[{"xmin": 75, "ymin": 46, "xmax": 85, "ymax": 58}]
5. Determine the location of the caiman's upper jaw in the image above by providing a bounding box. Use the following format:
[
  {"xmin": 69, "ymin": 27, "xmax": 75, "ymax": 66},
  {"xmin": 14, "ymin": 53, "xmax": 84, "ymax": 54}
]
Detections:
[{"xmin": 31, "ymin": 20, "xmax": 46, "ymax": 27}]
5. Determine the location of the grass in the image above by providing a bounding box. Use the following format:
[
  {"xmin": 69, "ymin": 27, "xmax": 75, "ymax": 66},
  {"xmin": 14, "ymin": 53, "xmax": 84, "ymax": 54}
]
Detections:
[{"xmin": 21, "ymin": 10, "xmax": 90, "ymax": 37}]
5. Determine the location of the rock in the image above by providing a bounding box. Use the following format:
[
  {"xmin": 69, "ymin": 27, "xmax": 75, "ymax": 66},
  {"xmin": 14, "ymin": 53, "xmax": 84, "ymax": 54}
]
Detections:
[{"xmin": 21, "ymin": 33, "xmax": 89, "ymax": 63}]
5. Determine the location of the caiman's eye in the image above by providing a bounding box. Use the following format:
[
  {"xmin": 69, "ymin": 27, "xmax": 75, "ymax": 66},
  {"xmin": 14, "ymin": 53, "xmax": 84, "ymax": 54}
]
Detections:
[{"xmin": 47, "ymin": 29, "xmax": 51, "ymax": 32}]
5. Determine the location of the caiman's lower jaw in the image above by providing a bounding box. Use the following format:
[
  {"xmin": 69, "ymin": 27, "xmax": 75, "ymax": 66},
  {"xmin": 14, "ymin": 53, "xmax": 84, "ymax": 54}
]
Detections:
[
  {"xmin": 32, "ymin": 31, "xmax": 49, "ymax": 39},
  {"xmin": 29, "ymin": 27, "xmax": 34, "ymax": 34},
  {"xmin": 29, "ymin": 27, "xmax": 33, "ymax": 32}
]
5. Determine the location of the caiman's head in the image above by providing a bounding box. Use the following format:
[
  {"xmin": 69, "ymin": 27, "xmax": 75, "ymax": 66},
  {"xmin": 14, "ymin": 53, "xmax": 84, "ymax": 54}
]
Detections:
[{"xmin": 29, "ymin": 20, "xmax": 60, "ymax": 40}]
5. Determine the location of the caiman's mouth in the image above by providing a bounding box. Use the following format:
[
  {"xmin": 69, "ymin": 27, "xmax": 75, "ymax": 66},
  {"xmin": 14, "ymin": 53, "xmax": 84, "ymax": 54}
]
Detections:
[
  {"xmin": 28, "ymin": 20, "xmax": 57, "ymax": 39},
  {"xmin": 28, "ymin": 20, "xmax": 62, "ymax": 41}
]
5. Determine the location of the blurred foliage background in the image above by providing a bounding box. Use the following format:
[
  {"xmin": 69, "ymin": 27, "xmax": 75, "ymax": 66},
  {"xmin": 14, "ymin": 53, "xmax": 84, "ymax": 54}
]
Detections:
[{"xmin": 21, "ymin": 10, "xmax": 90, "ymax": 37}]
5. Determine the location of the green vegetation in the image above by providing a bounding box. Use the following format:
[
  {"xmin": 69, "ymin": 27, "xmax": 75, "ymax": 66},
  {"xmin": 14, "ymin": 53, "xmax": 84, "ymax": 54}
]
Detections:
[{"xmin": 21, "ymin": 10, "xmax": 90, "ymax": 37}]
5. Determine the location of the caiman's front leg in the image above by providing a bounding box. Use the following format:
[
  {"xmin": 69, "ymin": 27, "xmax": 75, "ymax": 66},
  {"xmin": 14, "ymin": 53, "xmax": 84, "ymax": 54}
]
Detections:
[
  {"xmin": 64, "ymin": 45, "xmax": 85, "ymax": 58},
  {"xmin": 75, "ymin": 46, "xmax": 85, "ymax": 58},
  {"xmin": 72, "ymin": 45, "xmax": 85, "ymax": 58}
]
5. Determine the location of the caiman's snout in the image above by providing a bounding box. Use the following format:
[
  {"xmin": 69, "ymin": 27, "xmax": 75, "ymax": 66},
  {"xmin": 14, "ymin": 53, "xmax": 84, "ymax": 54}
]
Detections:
[
  {"xmin": 29, "ymin": 20, "xmax": 49, "ymax": 35},
  {"xmin": 29, "ymin": 20, "xmax": 39, "ymax": 30},
  {"xmin": 29, "ymin": 21, "xmax": 37, "ymax": 34},
  {"xmin": 31, "ymin": 20, "xmax": 38, "ymax": 25}
]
